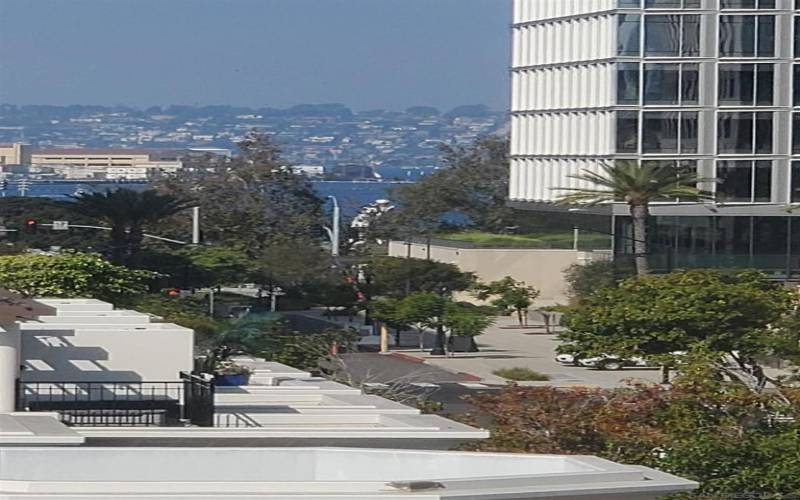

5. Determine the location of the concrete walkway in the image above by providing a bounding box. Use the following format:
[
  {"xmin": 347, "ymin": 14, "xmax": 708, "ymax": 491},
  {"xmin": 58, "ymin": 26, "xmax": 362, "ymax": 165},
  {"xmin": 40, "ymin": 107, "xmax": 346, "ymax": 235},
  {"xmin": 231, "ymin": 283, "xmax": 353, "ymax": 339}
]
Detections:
[{"xmin": 391, "ymin": 317, "xmax": 666, "ymax": 388}]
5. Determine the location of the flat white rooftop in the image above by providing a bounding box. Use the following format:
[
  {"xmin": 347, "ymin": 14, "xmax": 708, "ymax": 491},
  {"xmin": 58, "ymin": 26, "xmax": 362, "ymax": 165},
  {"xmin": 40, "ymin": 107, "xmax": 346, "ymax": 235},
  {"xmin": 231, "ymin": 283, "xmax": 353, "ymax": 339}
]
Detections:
[
  {"xmin": 0, "ymin": 447, "xmax": 698, "ymax": 498},
  {"xmin": 0, "ymin": 414, "xmax": 83, "ymax": 446}
]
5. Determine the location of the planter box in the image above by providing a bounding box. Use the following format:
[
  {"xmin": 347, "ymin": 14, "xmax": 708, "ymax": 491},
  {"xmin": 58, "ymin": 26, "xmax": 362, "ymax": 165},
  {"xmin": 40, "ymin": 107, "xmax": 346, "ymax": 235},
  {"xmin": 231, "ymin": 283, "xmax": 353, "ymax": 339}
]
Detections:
[
  {"xmin": 214, "ymin": 374, "xmax": 250, "ymax": 386},
  {"xmin": 448, "ymin": 336, "xmax": 479, "ymax": 353}
]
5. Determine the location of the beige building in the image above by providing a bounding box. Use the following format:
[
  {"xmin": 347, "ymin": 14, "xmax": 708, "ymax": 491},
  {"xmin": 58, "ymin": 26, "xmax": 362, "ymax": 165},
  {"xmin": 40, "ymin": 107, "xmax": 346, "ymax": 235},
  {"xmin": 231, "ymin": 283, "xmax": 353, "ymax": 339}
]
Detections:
[
  {"xmin": 389, "ymin": 239, "xmax": 611, "ymax": 306},
  {"xmin": 0, "ymin": 143, "xmax": 31, "ymax": 167},
  {"xmin": 30, "ymin": 147, "xmax": 183, "ymax": 180}
]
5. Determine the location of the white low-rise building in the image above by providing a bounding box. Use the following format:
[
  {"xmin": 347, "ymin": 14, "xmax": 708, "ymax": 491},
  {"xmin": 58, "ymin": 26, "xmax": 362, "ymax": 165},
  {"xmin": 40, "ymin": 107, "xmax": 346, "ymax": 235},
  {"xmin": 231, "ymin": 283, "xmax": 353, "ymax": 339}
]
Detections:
[{"xmin": 0, "ymin": 295, "xmax": 698, "ymax": 498}]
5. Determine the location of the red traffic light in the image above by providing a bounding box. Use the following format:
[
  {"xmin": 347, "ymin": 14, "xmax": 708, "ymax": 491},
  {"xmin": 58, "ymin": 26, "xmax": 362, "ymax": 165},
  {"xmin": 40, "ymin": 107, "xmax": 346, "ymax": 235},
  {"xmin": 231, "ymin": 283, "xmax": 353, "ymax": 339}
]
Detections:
[{"xmin": 24, "ymin": 219, "xmax": 38, "ymax": 234}]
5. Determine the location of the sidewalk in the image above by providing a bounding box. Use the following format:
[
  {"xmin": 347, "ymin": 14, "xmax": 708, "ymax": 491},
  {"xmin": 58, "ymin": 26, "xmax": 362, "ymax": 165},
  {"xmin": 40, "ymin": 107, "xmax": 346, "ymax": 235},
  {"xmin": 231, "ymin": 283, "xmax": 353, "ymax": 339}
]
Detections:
[{"xmin": 390, "ymin": 317, "xmax": 666, "ymax": 388}]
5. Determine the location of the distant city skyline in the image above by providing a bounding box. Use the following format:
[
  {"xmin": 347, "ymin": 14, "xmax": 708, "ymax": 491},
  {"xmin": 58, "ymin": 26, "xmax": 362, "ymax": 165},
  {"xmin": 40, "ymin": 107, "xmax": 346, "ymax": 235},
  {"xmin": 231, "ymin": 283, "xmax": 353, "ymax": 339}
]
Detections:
[{"xmin": 0, "ymin": 0, "xmax": 510, "ymax": 111}]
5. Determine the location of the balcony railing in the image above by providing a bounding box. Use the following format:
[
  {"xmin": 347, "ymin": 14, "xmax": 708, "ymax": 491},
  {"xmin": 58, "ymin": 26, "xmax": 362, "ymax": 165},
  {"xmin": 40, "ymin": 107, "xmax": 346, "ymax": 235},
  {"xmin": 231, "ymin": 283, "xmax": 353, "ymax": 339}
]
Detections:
[{"xmin": 16, "ymin": 372, "xmax": 214, "ymax": 428}]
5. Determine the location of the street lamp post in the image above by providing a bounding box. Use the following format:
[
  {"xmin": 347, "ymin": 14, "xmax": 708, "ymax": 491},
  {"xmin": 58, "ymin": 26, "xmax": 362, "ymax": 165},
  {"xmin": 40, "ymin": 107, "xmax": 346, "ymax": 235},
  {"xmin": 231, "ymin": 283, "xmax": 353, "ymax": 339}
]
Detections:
[
  {"xmin": 327, "ymin": 196, "xmax": 340, "ymax": 257},
  {"xmin": 192, "ymin": 207, "xmax": 201, "ymax": 245}
]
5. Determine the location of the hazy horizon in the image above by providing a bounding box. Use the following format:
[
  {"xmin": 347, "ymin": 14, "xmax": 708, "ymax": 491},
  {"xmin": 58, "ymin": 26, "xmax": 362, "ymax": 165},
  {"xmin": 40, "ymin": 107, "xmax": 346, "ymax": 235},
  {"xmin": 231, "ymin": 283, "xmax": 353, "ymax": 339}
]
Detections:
[{"xmin": 0, "ymin": 0, "xmax": 510, "ymax": 112}]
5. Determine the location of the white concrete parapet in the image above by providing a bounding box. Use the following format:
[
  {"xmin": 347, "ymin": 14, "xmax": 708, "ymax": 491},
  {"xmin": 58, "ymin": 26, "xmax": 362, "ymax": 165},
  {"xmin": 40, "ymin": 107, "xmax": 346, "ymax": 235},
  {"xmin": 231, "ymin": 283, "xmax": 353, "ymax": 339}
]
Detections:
[{"xmin": 0, "ymin": 447, "xmax": 698, "ymax": 498}]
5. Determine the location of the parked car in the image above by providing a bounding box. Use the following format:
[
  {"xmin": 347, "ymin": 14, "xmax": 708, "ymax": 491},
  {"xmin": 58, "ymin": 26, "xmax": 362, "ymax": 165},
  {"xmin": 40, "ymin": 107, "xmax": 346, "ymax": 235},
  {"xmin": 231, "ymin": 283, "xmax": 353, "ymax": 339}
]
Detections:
[
  {"xmin": 555, "ymin": 353, "xmax": 578, "ymax": 365},
  {"xmin": 578, "ymin": 355, "xmax": 649, "ymax": 371}
]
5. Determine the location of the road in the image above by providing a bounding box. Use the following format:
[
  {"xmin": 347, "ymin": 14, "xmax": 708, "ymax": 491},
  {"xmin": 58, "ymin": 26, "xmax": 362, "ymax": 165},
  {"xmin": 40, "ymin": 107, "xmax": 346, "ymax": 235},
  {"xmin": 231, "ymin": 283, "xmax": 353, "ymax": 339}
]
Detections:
[{"xmin": 331, "ymin": 353, "xmax": 502, "ymax": 412}]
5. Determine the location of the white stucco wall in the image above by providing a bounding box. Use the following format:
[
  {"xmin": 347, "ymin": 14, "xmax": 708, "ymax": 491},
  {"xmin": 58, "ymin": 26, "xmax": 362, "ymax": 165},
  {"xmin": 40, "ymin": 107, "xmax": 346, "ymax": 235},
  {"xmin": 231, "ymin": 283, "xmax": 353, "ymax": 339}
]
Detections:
[
  {"xmin": 389, "ymin": 241, "xmax": 609, "ymax": 306},
  {"xmin": 20, "ymin": 325, "xmax": 193, "ymax": 382}
]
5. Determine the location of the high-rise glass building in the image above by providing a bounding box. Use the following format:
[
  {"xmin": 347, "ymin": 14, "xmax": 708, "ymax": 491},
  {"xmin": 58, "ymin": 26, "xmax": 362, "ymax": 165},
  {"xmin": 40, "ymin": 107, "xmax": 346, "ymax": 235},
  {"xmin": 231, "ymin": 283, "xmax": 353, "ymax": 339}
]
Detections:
[{"xmin": 509, "ymin": 0, "xmax": 800, "ymax": 276}]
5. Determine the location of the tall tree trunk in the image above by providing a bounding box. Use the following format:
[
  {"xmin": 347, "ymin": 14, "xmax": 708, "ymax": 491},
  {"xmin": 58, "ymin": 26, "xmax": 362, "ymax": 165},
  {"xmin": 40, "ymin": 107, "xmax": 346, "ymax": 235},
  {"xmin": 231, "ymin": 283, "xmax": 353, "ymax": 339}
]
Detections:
[
  {"xmin": 127, "ymin": 225, "xmax": 144, "ymax": 267},
  {"xmin": 630, "ymin": 203, "xmax": 650, "ymax": 275},
  {"xmin": 110, "ymin": 226, "xmax": 127, "ymax": 265},
  {"xmin": 430, "ymin": 324, "xmax": 447, "ymax": 356}
]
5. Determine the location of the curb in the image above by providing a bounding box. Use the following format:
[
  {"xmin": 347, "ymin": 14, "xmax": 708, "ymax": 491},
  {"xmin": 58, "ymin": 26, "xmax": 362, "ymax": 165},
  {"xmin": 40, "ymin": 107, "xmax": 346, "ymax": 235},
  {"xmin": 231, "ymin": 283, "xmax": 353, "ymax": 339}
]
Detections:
[
  {"xmin": 388, "ymin": 352, "xmax": 426, "ymax": 364},
  {"xmin": 457, "ymin": 372, "xmax": 484, "ymax": 382}
]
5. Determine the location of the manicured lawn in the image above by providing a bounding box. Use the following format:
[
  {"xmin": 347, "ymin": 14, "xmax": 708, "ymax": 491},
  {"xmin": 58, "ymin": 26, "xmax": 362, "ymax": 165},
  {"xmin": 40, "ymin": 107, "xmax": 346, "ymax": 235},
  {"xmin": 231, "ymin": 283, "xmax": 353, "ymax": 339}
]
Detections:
[{"xmin": 436, "ymin": 231, "xmax": 611, "ymax": 250}]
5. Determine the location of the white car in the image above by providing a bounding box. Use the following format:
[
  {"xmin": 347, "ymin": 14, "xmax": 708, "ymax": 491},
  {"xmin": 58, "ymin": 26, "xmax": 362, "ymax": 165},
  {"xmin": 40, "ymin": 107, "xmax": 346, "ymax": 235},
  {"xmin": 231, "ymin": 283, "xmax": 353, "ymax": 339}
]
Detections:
[
  {"xmin": 577, "ymin": 355, "xmax": 649, "ymax": 371},
  {"xmin": 555, "ymin": 353, "xmax": 577, "ymax": 365}
]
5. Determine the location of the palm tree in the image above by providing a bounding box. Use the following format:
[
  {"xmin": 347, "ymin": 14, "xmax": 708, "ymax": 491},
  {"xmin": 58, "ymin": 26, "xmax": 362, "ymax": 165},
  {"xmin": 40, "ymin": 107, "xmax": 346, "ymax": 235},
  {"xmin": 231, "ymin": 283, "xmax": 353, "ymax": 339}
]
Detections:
[
  {"xmin": 556, "ymin": 161, "xmax": 713, "ymax": 275},
  {"xmin": 71, "ymin": 189, "xmax": 189, "ymax": 265}
]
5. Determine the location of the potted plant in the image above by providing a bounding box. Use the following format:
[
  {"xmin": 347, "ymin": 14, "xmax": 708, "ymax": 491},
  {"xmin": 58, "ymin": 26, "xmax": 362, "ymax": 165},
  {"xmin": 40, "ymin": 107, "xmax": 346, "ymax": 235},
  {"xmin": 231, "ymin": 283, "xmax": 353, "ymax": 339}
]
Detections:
[{"xmin": 212, "ymin": 360, "xmax": 252, "ymax": 386}]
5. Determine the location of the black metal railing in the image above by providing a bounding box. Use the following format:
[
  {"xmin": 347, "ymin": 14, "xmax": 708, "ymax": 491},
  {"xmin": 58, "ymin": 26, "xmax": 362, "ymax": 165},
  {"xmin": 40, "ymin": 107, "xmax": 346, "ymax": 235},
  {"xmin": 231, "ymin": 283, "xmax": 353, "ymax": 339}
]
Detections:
[
  {"xmin": 16, "ymin": 372, "xmax": 215, "ymax": 428},
  {"xmin": 182, "ymin": 372, "xmax": 215, "ymax": 427}
]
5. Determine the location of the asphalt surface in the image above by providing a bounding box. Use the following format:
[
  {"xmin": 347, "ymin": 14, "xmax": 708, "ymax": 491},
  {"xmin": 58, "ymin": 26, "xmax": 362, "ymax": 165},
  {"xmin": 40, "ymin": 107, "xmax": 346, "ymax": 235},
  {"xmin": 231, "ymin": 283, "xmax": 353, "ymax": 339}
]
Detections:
[{"xmin": 331, "ymin": 353, "xmax": 503, "ymax": 412}]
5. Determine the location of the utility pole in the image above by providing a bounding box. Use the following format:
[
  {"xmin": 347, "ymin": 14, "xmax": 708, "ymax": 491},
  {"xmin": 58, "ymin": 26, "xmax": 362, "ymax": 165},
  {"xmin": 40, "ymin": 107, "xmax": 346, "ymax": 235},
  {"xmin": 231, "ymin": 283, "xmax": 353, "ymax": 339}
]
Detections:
[
  {"xmin": 192, "ymin": 207, "xmax": 201, "ymax": 245},
  {"xmin": 17, "ymin": 179, "xmax": 31, "ymax": 197},
  {"xmin": 327, "ymin": 195, "xmax": 340, "ymax": 257}
]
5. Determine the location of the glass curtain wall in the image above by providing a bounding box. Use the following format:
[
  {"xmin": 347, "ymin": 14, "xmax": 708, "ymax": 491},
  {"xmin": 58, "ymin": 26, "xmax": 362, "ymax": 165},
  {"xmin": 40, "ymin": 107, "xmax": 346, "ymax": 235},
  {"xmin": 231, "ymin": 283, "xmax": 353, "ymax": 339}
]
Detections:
[{"xmin": 615, "ymin": 216, "xmax": 800, "ymax": 275}]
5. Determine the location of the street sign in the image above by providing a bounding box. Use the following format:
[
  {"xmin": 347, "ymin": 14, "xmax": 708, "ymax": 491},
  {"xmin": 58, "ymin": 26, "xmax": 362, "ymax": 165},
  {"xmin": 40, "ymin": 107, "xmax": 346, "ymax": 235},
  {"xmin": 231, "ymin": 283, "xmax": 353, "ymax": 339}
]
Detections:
[{"xmin": 52, "ymin": 221, "xmax": 70, "ymax": 231}]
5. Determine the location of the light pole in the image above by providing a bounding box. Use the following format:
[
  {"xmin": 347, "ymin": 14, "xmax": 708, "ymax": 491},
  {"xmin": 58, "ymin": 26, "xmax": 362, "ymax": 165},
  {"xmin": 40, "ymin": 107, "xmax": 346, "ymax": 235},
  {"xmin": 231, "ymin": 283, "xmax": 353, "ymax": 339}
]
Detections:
[
  {"xmin": 192, "ymin": 207, "xmax": 201, "ymax": 245},
  {"xmin": 327, "ymin": 195, "xmax": 340, "ymax": 257}
]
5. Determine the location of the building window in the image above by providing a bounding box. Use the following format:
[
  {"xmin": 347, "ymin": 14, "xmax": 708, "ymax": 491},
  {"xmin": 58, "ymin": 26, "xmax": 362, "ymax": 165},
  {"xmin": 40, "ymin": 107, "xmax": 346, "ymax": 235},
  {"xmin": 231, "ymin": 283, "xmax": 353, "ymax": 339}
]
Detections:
[
  {"xmin": 716, "ymin": 160, "xmax": 772, "ymax": 202},
  {"xmin": 644, "ymin": 15, "xmax": 700, "ymax": 57},
  {"xmin": 618, "ymin": 15, "xmax": 641, "ymax": 55},
  {"xmin": 793, "ymin": 113, "xmax": 800, "ymax": 155},
  {"xmin": 794, "ymin": 65, "xmax": 800, "ymax": 106},
  {"xmin": 644, "ymin": 0, "xmax": 701, "ymax": 7},
  {"xmin": 721, "ymin": 0, "xmax": 775, "ymax": 8},
  {"xmin": 792, "ymin": 162, "xmax": 800, "ymax": 202},
  {"xmin": 617, "ymin": 63, "xmax": 641, "ymax": 105},
  {"xmin": 643, "ymin": 63, "xmax": 699, "ymax": 104},
  {"xmin": 617, "ymin": 111, "xmax": 640, "ymax": 153},
  {"xmin": 641, "ymin": 111, "xmax": 698, "ymax": 153},
  {"xmin": 795, "ymin": 18, "xmax": 799, "ymax": 57},
  {"xmin": 718, "ymin": 112, "xmax": 773, "ymax": 154},
  {"xmin": 718, "ymin": 64, "xmax": 774, "ymax": 106},
  {"xmin": 719, "ymin": 15, "xmax": 775, "ymax": 57}
]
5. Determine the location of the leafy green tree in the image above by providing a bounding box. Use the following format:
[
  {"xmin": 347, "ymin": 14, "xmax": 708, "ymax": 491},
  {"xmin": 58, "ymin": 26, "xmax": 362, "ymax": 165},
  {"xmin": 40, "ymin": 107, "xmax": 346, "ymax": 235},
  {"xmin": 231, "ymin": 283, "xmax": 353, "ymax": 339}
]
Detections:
[
  {"xmin": 563, "ymin": 260, "xmax": 635, "ymax": 304},
  {"xmin": 0, "ymin": 252, "xmax": 157, "ymax": 302},
  {"xmin": 561, "ymin": 269, "xmax": 793, "ymax": 384},
  {"xmin": 393, "ymin": 292, "xmax": 493, "ymax": 355},
  {"xmin": 0, "ymin": 197, "xmax": 106, "ymax": 251},
  {"xmin": 381, "ymin": 136, "xmax": 513, "ymax": 235},
  {"xmin": 366, "ymin": 256, "xmax": 475, "ymax": 299},
  {"xmin": 179, "ymin": 246, "xmax": 251, "ymax": 287},
  {"xmin": 71, "ymin": 188, "xmax": 189, "ymax": 265},
  {"xmin": 155, "ymin": 132, "xmax": 323, "ymax": 255},
  {"xmin": 460, "ymin": 361, "xmax": 800, "ymax": 498},
  {"xmin": 249, "ymin": 241, "xmax": 336, "ymax": 296},
  {"xmin": 201, "ymin": 314, "xmax": 357, "ymax": 371},
  {"xmin": 371, "ymin": 297, "xmax": 409, "ymax": 346},
  {"xmin": 556, "ymin": 161, "xmax": 713, "ymax": 275},
  {"xmin": 442, "ymin": 301, "xmax": 495, "ymax": 352},
  {"xmin": 396, "ymin": 292, "xmax": 448, "ymax": 354},
  {"xmin": 474, "ymin": 276, "xmax": 539, "ymax": 326}
]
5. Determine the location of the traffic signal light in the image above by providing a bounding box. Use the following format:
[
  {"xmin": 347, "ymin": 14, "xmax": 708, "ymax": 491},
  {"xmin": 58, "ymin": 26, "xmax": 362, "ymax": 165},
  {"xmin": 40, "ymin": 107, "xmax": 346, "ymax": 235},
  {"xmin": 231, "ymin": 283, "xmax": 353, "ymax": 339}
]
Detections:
[{"xmin": 24, "ymin": 219, "xmax": 38, "ymax": 234}]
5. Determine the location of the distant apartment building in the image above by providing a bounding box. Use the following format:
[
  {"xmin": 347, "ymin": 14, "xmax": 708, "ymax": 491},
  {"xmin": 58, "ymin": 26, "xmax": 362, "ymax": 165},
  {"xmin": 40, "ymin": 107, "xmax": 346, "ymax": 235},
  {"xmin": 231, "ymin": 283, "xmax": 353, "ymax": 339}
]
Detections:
[
  {"xmin": 0, "ymin": 143, "xmax": 31, "ymax": 167},
  {"xmin": 29, "ymin": 148, "xmax": 183, "ymax": 180},
  {"xmin": 510, "ymin": 0, "xmax": 800, "ymax": 276},
  {"xmin": 290, "ymin": 164, "xmax": 325, "ymax": 178}
]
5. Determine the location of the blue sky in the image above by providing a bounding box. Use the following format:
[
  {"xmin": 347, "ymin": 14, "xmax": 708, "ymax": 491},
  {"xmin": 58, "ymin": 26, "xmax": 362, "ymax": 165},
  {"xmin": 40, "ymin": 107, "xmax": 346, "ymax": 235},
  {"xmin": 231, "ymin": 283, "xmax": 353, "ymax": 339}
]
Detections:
[{"xmin": 0, "ymin": 0, "xmax": 510, "ymax": 111}]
